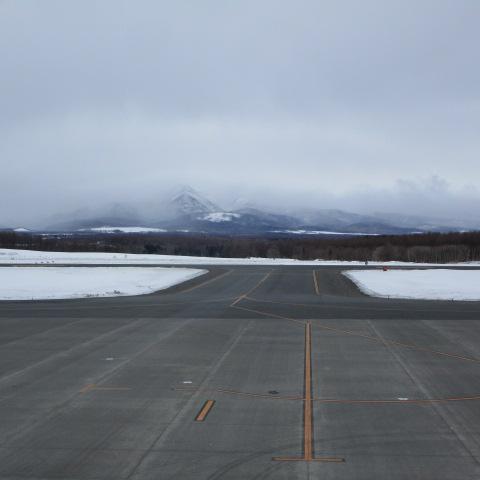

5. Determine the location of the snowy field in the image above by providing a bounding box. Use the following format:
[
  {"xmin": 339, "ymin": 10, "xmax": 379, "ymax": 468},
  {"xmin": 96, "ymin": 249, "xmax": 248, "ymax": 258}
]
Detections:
[
  {"xmin": 345, "ymin": 269, "xmax": 480, "ymax": 301},
  {"xmin": 0, "ymin": 267, "xmax": 206, "ymax": 300},
  {"xmin": 1, "ymin": 248, "xmax": 479, "ymax": 267}
]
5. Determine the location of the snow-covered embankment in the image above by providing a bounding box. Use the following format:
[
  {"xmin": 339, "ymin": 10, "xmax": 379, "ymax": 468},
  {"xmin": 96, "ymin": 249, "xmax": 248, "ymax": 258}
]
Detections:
[
  {"xmin": 0, "ymin": 267, "xmax": 207, "ymax": 300},
  {"xmin": 344, "ymin": 269, "xmax": 480, "ymax": 301}
]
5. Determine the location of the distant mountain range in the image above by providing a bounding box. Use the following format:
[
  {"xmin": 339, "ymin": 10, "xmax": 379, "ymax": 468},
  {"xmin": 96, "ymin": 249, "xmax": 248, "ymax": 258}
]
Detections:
[{"xmin": 4, "ymin": 186, "xmax": 479, "ymax": 236}]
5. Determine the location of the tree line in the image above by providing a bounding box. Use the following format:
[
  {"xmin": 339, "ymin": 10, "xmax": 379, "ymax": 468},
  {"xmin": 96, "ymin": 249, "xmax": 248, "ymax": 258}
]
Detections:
[{"xmin": 1, "ymin": 230, "xmax": 480, "ymax": 263}]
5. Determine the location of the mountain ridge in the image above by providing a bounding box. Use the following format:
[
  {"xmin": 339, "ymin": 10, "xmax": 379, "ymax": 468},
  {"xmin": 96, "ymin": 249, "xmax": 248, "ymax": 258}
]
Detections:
[{"xmin": 32, "ymin": 186, "xmax": 478, "ymax": 235}]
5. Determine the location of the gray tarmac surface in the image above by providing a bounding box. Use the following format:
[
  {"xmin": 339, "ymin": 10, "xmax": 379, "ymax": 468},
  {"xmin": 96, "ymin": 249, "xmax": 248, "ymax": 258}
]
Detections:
[{"xmin": 1, "ymin": 265, "xmax": 480, "ymax": 479}]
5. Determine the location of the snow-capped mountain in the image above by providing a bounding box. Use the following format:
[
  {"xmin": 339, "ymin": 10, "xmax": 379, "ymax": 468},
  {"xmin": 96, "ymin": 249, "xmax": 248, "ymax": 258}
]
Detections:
[
  {"xmin": 37, "ymin": 185, "xmax": 477, "ymax": 236},
  {"xmin": 167, "ymin": 185, "xmax": 220, "ymax": 216}
]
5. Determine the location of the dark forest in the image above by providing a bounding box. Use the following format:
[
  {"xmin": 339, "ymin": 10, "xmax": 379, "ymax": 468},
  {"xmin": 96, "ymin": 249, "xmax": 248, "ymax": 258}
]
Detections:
[{"xmin": 2, "ymin": 231, "xmax": 480, "ymax": 263}]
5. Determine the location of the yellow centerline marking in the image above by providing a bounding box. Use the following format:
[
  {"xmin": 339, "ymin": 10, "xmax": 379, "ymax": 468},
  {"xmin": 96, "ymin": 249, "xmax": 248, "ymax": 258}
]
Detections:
[
  {"xmin": 80, "ymin": 384, "xmax": 131, "ymax": 394},
  {"xmin": 230, "ymin": 271, "xmax": 272, "ymax": 307},
  {"xmin": 175, "ymin": 386, "xmax": 480, "ymax": 405},
  {"xmin": 233, "ymin": 296, "xmax": 480, "ymax": 365},
  {"xmin": 79, "ymin": 384, "xmax": 95, "ymax": 394},
  {"xmin": 230, "ymin": 295, "xmax": 246, "ymax": 307},
  {"xmin": 307, "ymin": 322, "xmax": 480, "ymax": 364},
  {"xmin": 231, "ymin": 303, "xmax": 305, "ymax": 327},
  {"xmin": 92, "ymin": 386, "xmax": 131, "ymax": 391},
  {"xmin": 312, "ymin": 270, "xmax": 320, "ymax": 295},
  {"xmin": 195, "ymin": 399, "xmax": 216, "ymax": 422},
  {"xmin": 274, "ymin": 322, "xmax": 345, "ymax": 463},
  {"xmin": 304, "ymin": 322, "xmax": 313, "ymax": 459},
  {"xmin": 180, "ymin": 270, "xmax": 233, "ymax": 294}
]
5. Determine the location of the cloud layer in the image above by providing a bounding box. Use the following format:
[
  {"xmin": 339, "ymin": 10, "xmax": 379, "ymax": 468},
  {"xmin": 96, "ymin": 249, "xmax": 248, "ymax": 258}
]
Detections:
[{"xmin": 1, "ymin": 1, "xmax": 479, "ymax": 226}]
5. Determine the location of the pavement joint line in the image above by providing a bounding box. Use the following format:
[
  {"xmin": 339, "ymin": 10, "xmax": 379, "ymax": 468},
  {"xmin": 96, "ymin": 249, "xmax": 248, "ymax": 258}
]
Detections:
[
  {"xmin": 0, "ymin": 317, "xmax": 148, "ymax": 389},
  {"xmin": 0, "ymin": 317, "xmax": 186, "ymax": 446},
  {"xmin": 123, "ymin": 321, "xmax": 252, "ymax": 479},
  {"xmin": 308, "ymin": 321, "xmax": 480, "ymax": 364},
  {"xmin": 194, "ymin": 400, "xmax": 216, "ymax": 421},
  {"xmin": 367, "ymin": 320, "xmax": 480, "ymax": 468},
  {"xmin": 230, "ymin": 271, "xmax": 273, "ymax": 307},
  {"xmin": 0, "ymin": 316, "xmax": 96, "ymax": 349}
]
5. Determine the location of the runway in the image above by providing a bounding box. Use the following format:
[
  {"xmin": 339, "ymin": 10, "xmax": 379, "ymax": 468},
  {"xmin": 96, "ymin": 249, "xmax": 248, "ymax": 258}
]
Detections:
[{"xmin": 1, "ymin": 265, "xmax": 480, "ymax": 479}]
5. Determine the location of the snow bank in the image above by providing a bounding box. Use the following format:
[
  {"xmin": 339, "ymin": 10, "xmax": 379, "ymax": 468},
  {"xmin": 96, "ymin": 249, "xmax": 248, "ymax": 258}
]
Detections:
[
  {"xmin": 1, "ymin": 248, "xmax": 480, "ymax": 267},
  {"xmin": 0, "ymin": 267, "xmax": 206, "ymax": 300},
  {"xmin": 345, "ymin": 269, "xmax": 480, "ymax": 301}
]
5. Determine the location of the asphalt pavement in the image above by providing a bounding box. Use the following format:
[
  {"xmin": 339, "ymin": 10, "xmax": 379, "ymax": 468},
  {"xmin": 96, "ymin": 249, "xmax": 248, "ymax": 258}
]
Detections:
[{"xmin": 1, "ymin": 265, "xmax": 480, "ymax": 479}]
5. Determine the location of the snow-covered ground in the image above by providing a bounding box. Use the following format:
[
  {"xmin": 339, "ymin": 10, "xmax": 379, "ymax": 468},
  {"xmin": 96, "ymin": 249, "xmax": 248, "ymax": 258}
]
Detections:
[
  {"xmin": 0, "ymin": 267, "xmax": 206, "ymax": 300},
  {"xmin": 345, "ymin": 269, "xmax": 480, "ymax": 301},
  {"xmin": 1, "ymin": 248, "xmax": 480, "ymax": 267}
]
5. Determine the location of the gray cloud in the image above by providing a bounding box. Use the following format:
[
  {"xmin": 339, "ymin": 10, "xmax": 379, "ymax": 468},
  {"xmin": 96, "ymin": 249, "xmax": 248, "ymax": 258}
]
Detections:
[{"xmin": 1, "ymin": 0, "xmax": 479, "ymax": 226}]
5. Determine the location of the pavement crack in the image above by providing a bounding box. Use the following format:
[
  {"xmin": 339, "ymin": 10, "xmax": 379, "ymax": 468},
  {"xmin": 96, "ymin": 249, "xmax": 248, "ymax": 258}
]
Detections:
[
  {"xmin": 367, "ymin": 320, "xmax": 480, "ymax": 467},
  {"xmin": 125, "ymin": 319, "xmax": 253, "ymax": 479}
]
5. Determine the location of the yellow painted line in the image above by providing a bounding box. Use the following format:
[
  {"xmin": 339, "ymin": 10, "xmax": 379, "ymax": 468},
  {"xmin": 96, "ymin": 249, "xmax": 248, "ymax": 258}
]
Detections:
[
  {"xmin": 304, "ymin": 322, "xmax": 313, "ymax": 460},
  {"xmin": 180, "ymin": 270, "xmax": 233, "ymax": 294},
  {"xmin": 312, "ymin": 270, "xmax": 320, "ymax": 295},
  {"xmin": 92, "ymin": 386, "xmax": 131, "ymax": 391},
  {"xmin": 230, "ymin": 294, "xmax": 246, "ymax": 307},
  {"xmin": 307, "ymin": 322, "xmax": 480, "ymax": 364},
  {"xmin": 175, "ymin": 386, "xmax": 480, "ymax": 406},
  {"xmin": 195, "ymin": 399, "xmax": 216, "ymax": 422},
  {"xmin": 230, "ymin": 271, "xmax": 272, "ymax": 307},
  {"xmin": 274, "ymin": 456, "xmax": 345, "ymax": 463},
  {"xmin": 238, "ymin": 296, "xmax": 480, "ymax": 365},
  {"xmin": 79, "ymin": 384, "xmax": 130, "ymax": 394},
  {"xmin": 274, "ymin": 322, "xmax": 344, "ymax": 463},
  {"xmin": 231, "ymin": 304, "xmax": 305, "ymax": 327},
  {"xmin": 79, "ymin": 383, "xmax": 95, "ymax": 394},
  {"xmin": 176, "ymin": 386, "xmax": 303, "ymax": 401},
  {"xmin": 174, "ymin": 387, "xmax": 480, "ymax": 405}
]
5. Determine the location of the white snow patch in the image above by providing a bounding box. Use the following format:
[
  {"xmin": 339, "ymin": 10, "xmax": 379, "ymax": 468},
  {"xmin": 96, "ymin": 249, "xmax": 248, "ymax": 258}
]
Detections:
[
  {"xmin": 345, "ymin": 269, "xmax": 480, "ymax": 301},
  {"xmin": 201, "ymin": 212, "xmax": 241, "ymax": 222},
  {"xmin": 1, "ymin": 249, "xmax": 480, "ymax": 267},
  {"xmin": 0, "ymin": 267, "xmax": 206, "ymax": 300},
  {"xmin": 13, "ymin": 228, "xmax": 30, "ymax": 233},
  {"xmin": 78, "ymin": 226, "xmax": 167, "ymax": 233}
]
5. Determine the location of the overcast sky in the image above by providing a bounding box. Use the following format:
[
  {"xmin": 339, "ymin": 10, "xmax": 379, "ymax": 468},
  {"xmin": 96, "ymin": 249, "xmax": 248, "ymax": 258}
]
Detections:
[{"xmin": 1, "ymin": 0, "xmax": 479, "ymax": 226}]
